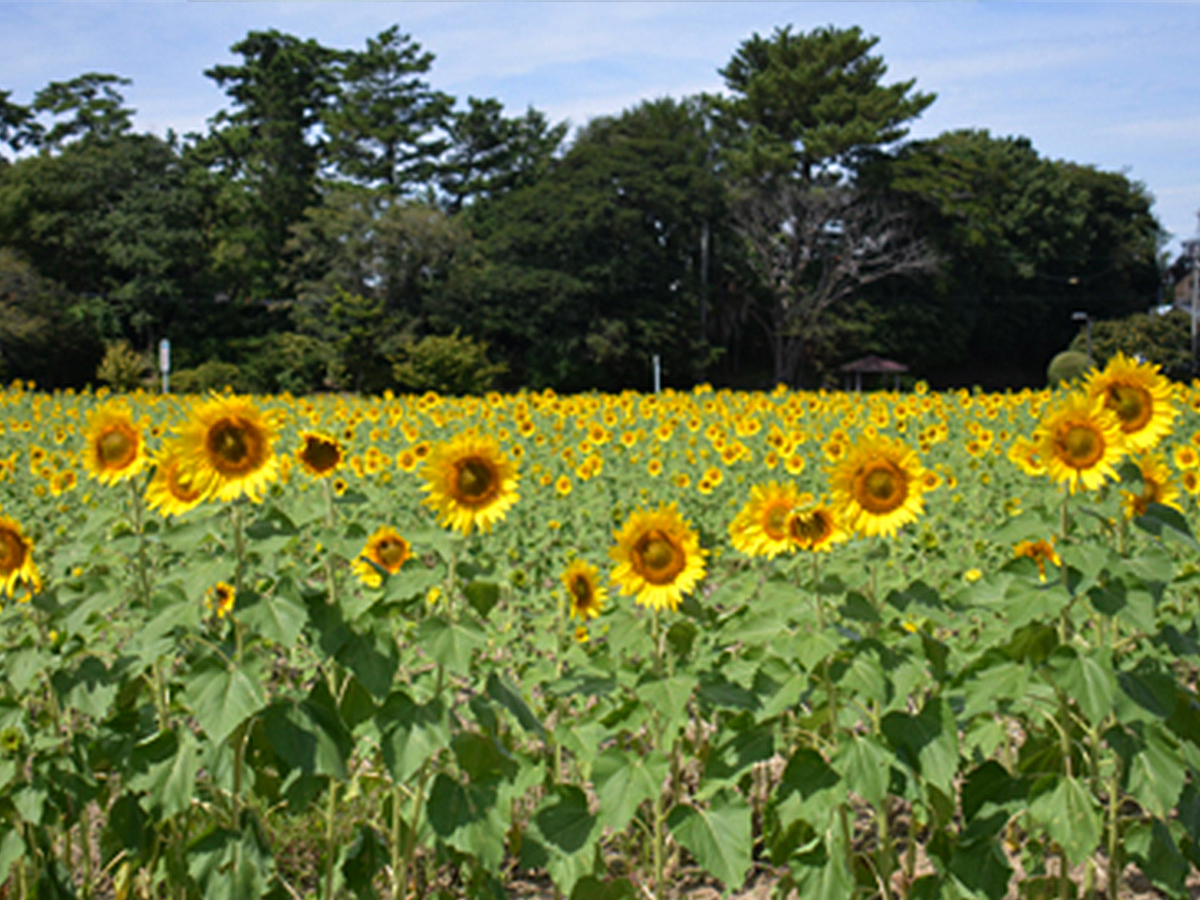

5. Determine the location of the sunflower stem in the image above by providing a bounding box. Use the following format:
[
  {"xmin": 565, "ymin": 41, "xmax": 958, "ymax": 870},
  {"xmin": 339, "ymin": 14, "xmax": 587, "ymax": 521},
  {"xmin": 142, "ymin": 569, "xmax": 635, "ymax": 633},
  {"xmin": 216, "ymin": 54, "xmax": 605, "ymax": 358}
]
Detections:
[
  {"xmin": 553, "ymin": 588, "xmax": 567, "ymax": 784},
  {"xmin": 129, "ymin": 476, "xmax": 153, "ymax": 607},
  {"xmin": 1059, "ymin": 486, "xmax": 1070, "ymax": 547},
  {"xmin": 231, "ymin": 501, "xmax": 246, "ymax": 597},
  {"xmin": 324, "ymin": 779, "xmax": 339, "ymax": 900},
  {"xmin": 812, "ymin": 553, "xmax": 825, "ymax": 629},
  {"xmin": 652, "ymin": 606, "xmax": 663, "ymax": 678}
]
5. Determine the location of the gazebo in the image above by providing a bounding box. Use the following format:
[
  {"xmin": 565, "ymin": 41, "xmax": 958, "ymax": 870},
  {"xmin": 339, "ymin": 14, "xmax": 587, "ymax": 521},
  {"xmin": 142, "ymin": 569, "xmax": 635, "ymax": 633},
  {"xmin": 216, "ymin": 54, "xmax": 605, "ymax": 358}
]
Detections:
[{"xmin": 840, "ymin": 355, "xmax": 909, "ymax": 392}]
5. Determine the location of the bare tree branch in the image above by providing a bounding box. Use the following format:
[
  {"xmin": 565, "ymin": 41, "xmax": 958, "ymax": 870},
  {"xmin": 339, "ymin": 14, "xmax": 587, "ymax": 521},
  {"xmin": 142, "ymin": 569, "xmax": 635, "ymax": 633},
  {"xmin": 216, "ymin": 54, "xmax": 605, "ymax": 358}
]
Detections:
[{"xmin": 731, "ymin": 177, "xmax": 938, "ymax": 385}]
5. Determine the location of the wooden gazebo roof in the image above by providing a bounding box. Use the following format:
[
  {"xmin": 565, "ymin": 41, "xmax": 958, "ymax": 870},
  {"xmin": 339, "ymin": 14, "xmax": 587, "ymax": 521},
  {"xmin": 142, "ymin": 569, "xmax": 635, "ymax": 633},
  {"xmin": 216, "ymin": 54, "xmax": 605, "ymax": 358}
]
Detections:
[{"xmin": 839, "ymin": 355, "xmax": 909, "ymax": 375}]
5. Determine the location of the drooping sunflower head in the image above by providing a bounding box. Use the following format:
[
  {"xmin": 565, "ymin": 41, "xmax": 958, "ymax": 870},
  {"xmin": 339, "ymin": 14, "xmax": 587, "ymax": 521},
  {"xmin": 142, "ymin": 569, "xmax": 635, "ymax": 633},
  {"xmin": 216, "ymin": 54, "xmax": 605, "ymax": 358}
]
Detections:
[
  {"xmin": 1033, "ymin": 392, "xmax": 1126, "ymax": 494},
  {"xmin": 562, "ymin": 558, "xmax": 607, "ymax": 621},
  {"xmin": 421, "ymin": 433, "xmax": 519, "ymax": 535},
  {"xmin": 828, "ymin": 435, "xmax": 926, "ymax": 538},
  {"xmin": 174, "ymin": 396, "xmax": 280, "ymax": 503},
  {"xmin": 1013, "ymin": 539, "xmax": 1061, "ymax": 582},
  {"xmin": 610, "ymin": 502, "xmax": 707, "ymax": 613},
  {"xmin": 205, "ymin": 582, "xmax": 236, "ymax": 620},
  {"xmin": 1120, "ymin": 452, "xmax": 1181, "ymax": 520},
  {"xmin": 0, "ymin": 515, "xmax": 41, "ymax": 600},
  {"xmin": 145, "ymin": 446, "xmax": 210, "ymax": 518},
  {"xmin": 296, "ymin": 431, "xmax": 344, "ymax": 478},
  {"xmin": 1006, "ymin": 435, "xmax": 1047, "ymax": 477},
  {"xmin": 353, "ymin": 526, "xmax": 412, "ymax": 588},
  {"xmin": 1085, "ymin": 352, "xmax": 1178, "ymax": 451},
  {"xmin": 82, "ymin": 402, "xmax": 147, "ymax": 486},
  {"xmin": 787, "ymin": 501, "xmax": 847, "ymax": 553},
  {"xmin": 728, "ymin": 482, "xmax": 806, "ymax": 558}
]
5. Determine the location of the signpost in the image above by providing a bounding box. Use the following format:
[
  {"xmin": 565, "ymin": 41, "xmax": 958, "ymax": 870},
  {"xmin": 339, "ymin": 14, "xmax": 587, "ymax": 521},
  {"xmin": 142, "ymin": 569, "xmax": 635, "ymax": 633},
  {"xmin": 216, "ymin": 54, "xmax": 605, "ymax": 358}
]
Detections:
[{"xmin": 159, "ymin": 338, "xmax": 171, "ymax": 394}]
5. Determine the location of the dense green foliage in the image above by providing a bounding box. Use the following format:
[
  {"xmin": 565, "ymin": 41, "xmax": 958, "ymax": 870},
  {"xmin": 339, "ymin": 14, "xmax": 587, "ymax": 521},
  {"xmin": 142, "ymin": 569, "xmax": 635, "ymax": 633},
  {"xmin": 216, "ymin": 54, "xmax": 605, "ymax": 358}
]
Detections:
[
  {"xmin": 1069, "ymin": 309, "xmax": 1193, "ymax": 380},
  {"xmin": 0, "ymin": 24, "xmax": 1167, "ymax": 391}
]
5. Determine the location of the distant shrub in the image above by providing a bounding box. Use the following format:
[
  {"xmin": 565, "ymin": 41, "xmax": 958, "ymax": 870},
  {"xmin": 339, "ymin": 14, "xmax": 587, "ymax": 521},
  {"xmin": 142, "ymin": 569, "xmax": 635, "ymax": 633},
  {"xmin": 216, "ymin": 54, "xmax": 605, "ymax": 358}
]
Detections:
[
  {"xmin": 1047, "ymin": 350, "xmax": 1091, "ymax": 386},
  {"xmin": 392, "ymin": 330, "xmax": 507, "ymax": 395},
  {"xmin": 96, "ymin": 340, "xmax": 152, "ymax": 391},
  {"xmin": 170, "ymin": 360, "xmax": 247, "ymax": 394},
  {"xmin": 1068, "ymin": 309, "xmax": 1191, "ymax": 379}
]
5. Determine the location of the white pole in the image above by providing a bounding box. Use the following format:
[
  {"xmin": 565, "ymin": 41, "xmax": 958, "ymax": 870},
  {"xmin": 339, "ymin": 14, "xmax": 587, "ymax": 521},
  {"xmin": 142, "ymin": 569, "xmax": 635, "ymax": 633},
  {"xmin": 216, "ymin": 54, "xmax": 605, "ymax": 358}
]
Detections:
[
  {"xmin": 653, "ymin": 354, "xmax": 661, "ymax": 394},
  {"xmin": 159, "ymin": 338, "xmax": 171, "ymax": 393}
]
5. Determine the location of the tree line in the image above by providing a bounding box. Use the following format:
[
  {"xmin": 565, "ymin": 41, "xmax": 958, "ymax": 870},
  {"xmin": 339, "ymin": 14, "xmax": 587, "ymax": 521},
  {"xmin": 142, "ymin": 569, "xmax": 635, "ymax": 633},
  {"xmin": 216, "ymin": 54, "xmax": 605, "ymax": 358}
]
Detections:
[{"xmin": 0, "ymin": 24, "xmax": 1164, "ymax": 393}]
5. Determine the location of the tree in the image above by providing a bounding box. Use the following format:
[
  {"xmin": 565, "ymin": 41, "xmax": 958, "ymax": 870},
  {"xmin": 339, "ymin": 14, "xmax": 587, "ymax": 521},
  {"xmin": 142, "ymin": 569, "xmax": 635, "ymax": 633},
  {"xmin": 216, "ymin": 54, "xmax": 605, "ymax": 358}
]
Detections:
[
  {"xmin": 719, "ymin": 25, "xmax": 938, "ymax": 384},
  {"xmin": 31, "ymin": 73, "xmax": 134, "ymax": 150},
  {"xmin": 0, "ymin": 132, "xmax": 211, "ymax": 343},
  {"xmin": 322, "ymin": 26, "xmax": 453, "ymax": 194},
  {"xmin": 0, "ymin": 248, "xmax": 103, "ymax": 387},
  {"xmin": 718, "ymin": 25, "xmax": 934, "ymax": 182},
  {"xmin": 1068, "ymin": 310, "xmax": 1190, "ymax": 380},
  {"xmin": 0, "ymin": 90, "xmax": 39, "ymax": 153},
  {"xmin": 441, "ymin": 96, "xmax": 728, "ymax": 389},
  {"xmin": 438, "ymin": 97, "xmax": 566, "ymax": 213},
  {"xmin": 201, "ymin": 30, "xmax": 341, "ymax": 297},
  {"xmin": 287, "ymin": 186, "xmax": 471, "ymax": 390},
  {"xmin": 730, "ymin": 177, "xmax": 936, "ymax": 384},
  {"xmin": 288, "ymin": 186, "xmax": 469, "ymax": 315},
  {"xmin": 881, "ymin": 129, "xmax": 1163, "ymax": 385}
]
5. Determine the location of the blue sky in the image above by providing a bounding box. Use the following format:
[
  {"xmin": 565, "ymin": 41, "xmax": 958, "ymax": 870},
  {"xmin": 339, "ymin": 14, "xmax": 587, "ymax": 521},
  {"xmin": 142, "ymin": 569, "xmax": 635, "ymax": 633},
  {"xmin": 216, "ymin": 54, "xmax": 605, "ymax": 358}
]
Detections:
[{"xmin": 2, "ymin": 0, "xmax": 1198, "ymax": 257}]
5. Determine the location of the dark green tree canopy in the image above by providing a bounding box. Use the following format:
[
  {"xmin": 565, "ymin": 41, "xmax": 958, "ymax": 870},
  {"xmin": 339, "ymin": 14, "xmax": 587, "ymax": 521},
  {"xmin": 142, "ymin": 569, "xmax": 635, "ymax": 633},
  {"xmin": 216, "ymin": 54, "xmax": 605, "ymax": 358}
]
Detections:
[
  {"xmin": 0, "ymin": 89, "xmax": 39, "ymax": 153},
  {"xmin": 0, "ymin": 22, "xmax": 1170, "ymax": 391},
  {"xmin": 31, "ymin": 73, "xmax": 134, "ymax": 150},
  {"xmin": 322, "ymin": 25, "xmax": 454, "ymax": 193},
  {"xmin": 443, "ymin": 96, "xmax": 728, "ymax": 389},
  {"xmin": 201, "ymin": 29, "xmax": 342, "ymax": 298},
  {"xmin": 0, "ymin": 132, "xmax": 211, "ymax": 340},
  {"xmin": 719, "ymin": 24, "xmax": 935, "ymax": 181},
  {"xmin": 438, "ymin": 97, "xmax": 567, "ymax": 213}
]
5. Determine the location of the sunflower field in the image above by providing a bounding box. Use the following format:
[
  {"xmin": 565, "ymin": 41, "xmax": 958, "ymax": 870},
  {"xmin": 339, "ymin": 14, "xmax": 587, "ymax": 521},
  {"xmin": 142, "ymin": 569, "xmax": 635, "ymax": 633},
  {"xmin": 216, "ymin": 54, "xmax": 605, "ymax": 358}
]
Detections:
[{"xmin": 4, "ymin": 355, "xmax": 1200, "ymax": 900}]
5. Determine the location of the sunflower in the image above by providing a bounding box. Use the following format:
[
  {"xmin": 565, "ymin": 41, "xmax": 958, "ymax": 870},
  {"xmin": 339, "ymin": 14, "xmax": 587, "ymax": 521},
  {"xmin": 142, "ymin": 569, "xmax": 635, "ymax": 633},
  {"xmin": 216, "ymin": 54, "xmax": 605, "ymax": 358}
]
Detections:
[
  {"xmin": 1032, "ymin": 392, "xmax": 1125, "ymax": 494},
  {"xmin": 1006, "ymin": 435, "xmax": 1046, "ymax": 477},
  {"xmin": 173, "ymin": 396, "xmax": 280, "ymax": 502},
  {"xmin": 610, "ymin": 503, "xmax": 707, "ymax": 612},
  {"xmin": 353, "ymin": 526, "xmax": 412, "ymax": 588},
  {"xmin": 1014, "ymin": 539, "xmax": 1061, "ymax": 582},
  {"xmin": 828, "ymin": 435, "xmax": 927, "ymax": 538},
  {"xmin": 421, "ymin": 432, "xmax": 519, "ymax": 535},
  {"xmin": 728, "ymin": 482, "xmax": 807, "ymax": 558},
  {"xmin": 0, "ymin": 515, "xmax": 41, "ymax": 600},
  {"xmin": 787, "ymin": 502, "xmax": 847, "ymax": 552},
  {"xmin": 1120, "ymin": 452, "xmax": 1181, "ymax": 520},
  {"xmin": 145, "ymin": 447, "xmax": 208, "ymax": 518},
  {"xmin": 82, "ymin": 402, "xmax": 147, "ymax": 486},
  {"xmin": 1085, "ymin": 352, "xmax": 1178, "ymax": 452},
  {"xmin": 205, "ymin": 582, "xmax": 236, "ymax": 620},
  {"xmin": 296, "ymin": 431, "xmax": 343, "ymax": 478},
  {"xmin": 562, "ymin": 558, "xmax": 607, "ymax": 620}
]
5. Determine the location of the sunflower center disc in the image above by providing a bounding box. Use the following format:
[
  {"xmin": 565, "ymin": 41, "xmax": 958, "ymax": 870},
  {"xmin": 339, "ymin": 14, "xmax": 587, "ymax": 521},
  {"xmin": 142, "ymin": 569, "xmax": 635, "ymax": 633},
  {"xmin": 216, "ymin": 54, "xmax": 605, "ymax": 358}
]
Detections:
[
  {"xmin": 98, "ymin": 428, "xmax": 134, "ymax": 465},
  {"xmin": 377, "ymin": 538, "xmax": 406, "ymax": 568},
  {"xmin": 209, "ymin": 419, "xmax": 258, "ymax": 472},
  {"xmin": 0, "ymin": 531, "xmax": 22, "ymax": 571},
  {"xmin": 790, "ymin": 511, "xmax": 828, "ymax": 545},
  {"xmin": 858, "ymin": 462, "xmax": 905, "ymax": 513},
  {"xmin": 457, "ymin": 458, "xmax": 496, "ymax": 502},
  {"xmin": 570, "ymin": 576, "xmax": 591, "ymax": 604},
  {"xmin": 303, "ymin": 439, "xmax": 340, "ymax": 474},
  {"xmin": 1061, "ymin": 425, "xmax": 1103, "ymax": 468},
  {"xmin": 636, "ymin": 530, "xmax": 685, "ymax": 585},
  {"xmin": 1109, "ymin": 384, "xmax": 1151, "ymax": 432},
  {"xmin": 168, "ymin": 466, "xmax": 203, "ymax": 502},
  {"xmin": 764, "ymin": 505, "xmax": 790, "ymax": 540}
]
